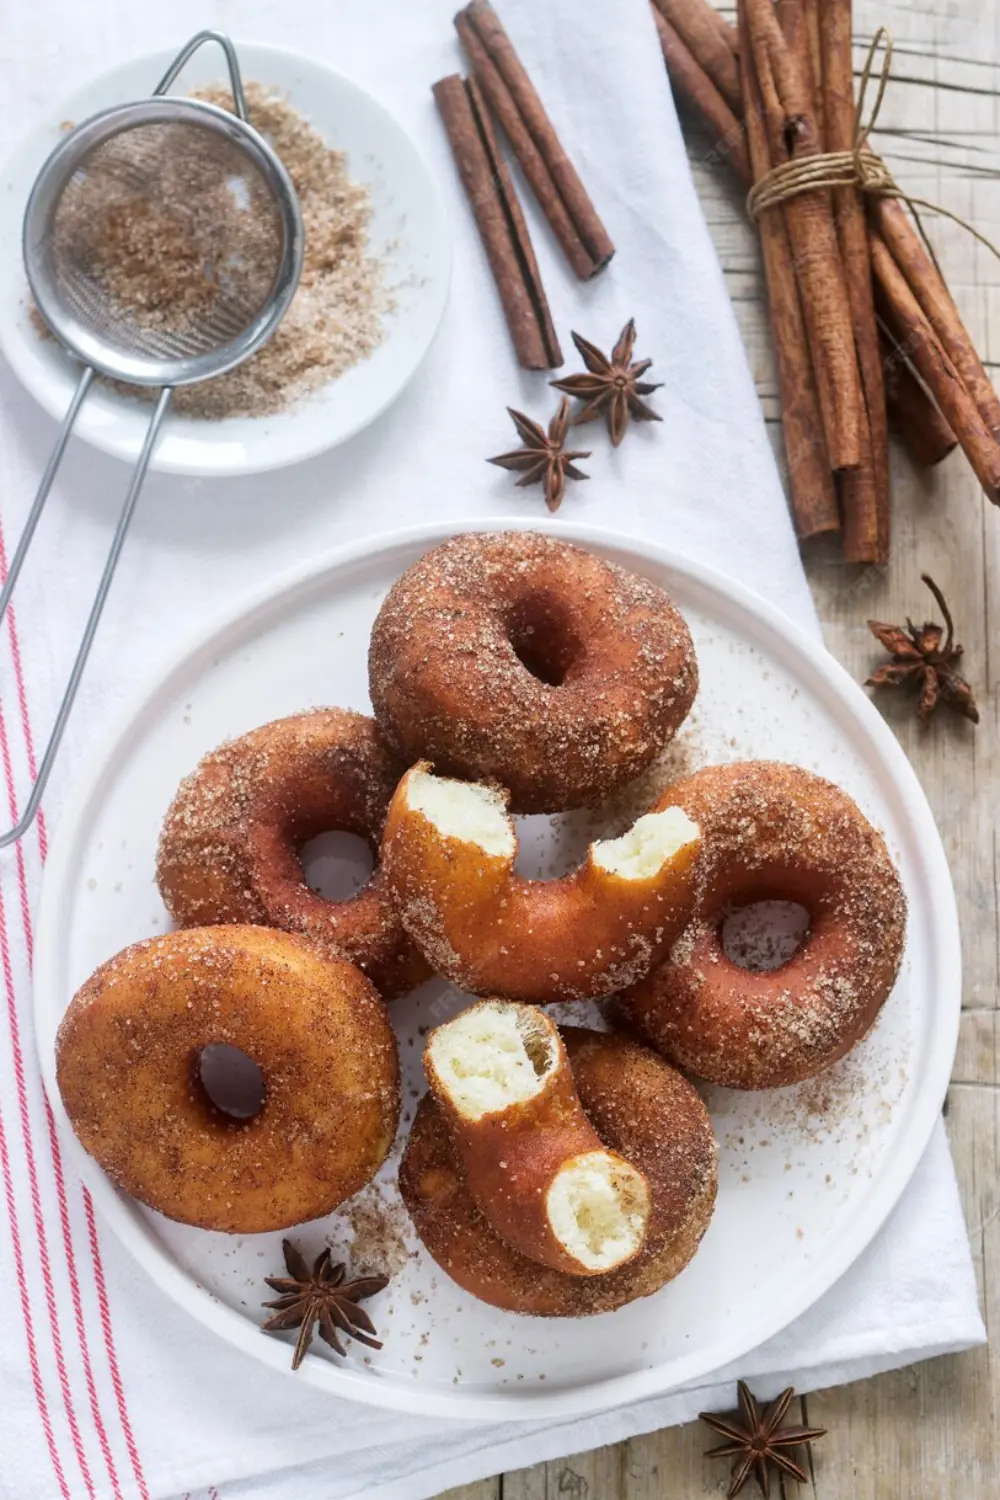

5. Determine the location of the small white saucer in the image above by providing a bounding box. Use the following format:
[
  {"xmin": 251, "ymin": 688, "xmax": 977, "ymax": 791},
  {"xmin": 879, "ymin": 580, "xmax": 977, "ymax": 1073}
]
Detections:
[{"xmin": 0, "ymin": 43, "xmax": 451, "ymax": 476}]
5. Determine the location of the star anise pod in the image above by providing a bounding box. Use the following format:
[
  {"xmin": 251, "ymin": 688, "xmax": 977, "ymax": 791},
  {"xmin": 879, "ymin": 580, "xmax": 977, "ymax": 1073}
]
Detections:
[
  {"xmin": 261, "ymin": 1240, "xmax": 389, "ymax": 1371},
  {"xmin": 488, "ymin": 398, "xmax": 590, "ymax": 512},
  {"xmin": 700, "ymin": 1381, "xmax": 826, "ymax": 1498},
  {"xmin": 550, "ymin": 318, "xmax": 662, "ymax": 446},
  {"xmin": 866, "ymin": 574, "xmax": 979, "ymax": 725}
]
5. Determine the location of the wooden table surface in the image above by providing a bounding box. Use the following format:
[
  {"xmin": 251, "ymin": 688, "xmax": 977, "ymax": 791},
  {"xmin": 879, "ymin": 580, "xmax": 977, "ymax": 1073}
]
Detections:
[{"xmin": 438, "ymin": 2, "xmax": 999, "ymax": 1495}]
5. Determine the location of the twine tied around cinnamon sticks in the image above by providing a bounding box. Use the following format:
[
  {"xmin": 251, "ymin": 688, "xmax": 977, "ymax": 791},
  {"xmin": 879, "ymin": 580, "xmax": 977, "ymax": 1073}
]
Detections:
[
  {"xmin": 746, "ymin": 27, "xmax": 1000, "ymax": 274},
  {"xmin": 658, "ymin": 0, "xmax": 1000, "ymax": 560}
]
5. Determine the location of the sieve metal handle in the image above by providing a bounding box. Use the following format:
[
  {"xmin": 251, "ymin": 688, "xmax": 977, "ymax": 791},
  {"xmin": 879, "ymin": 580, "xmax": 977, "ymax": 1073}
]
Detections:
[
  {"xmin": 2, "ymin": 29, "xmax": 282, "ymax": 846},
  {"xmin": 0, "ymin": 386, "xmax": 172, "ymax": 847},
  {"xmin": 153, "ymin": 30, "xmax": 249, "ymax": 120}
]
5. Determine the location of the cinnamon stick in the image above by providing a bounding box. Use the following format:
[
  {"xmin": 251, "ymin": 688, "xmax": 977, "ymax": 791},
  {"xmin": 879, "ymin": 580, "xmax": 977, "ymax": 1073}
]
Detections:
[
  {"xmin": 871, "ymin": 230, "xmax": 1000, "ymax": 503},
  {"xmin": 455, "ymin": 0, "xmax": 615, "ymax": 280},
  {"xmin": 775, "ymin": 0, "xmax": 814, "ymax": 118},
  {"xmin": 821, "ymin": 0, "xmax": 889, "ymax": 562},
  {"xmin": 739, "ymin": 0, "xmax": 838, "ymax": 538},
  {"xmin": 743, "ymin": 0, "xmax": 865, "ymax": 473},
  {"xmin": 775, "ymin": 0, "xmax": 825, "ymax": 151},
  {"xmin": 880, "ymin": 329, "xmax": 958, "ymax": 468},
  {"xmin": 838, "ymin": 448, "xmax": 881, "ymax": 561},
  {"xmin": 652, "ymin": 0, "xmax": 742, "ymax": 115},
  {"xmin": 778, "ymin": 0, "xmax": 885, "ymax": 555},
  {"xmin": 801, "ymin": 0, "xmax": 826, "ymax": 146},
  {"xmin": 653, "ymin": 7, "xmax": 750, "ymax": 184},
  {"xmin": 872, "ymin": 196, "xmax": 1000, "ymax": 442},
  {"xmin": 432, "ymin": 75, "xmax": 562, "ymax": 370}
]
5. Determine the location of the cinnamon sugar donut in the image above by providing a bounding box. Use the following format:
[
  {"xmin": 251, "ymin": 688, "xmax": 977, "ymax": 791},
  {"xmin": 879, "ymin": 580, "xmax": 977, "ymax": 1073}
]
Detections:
[
  {"xmin": 368, "ymin": 532, "xmax": 698, "ymax": 813},
  {"xmin": 616, "ymin": 762, "xmax": 907, "ymax": 1089},
  {"xmin": 399, "ymin": 1027, "xmax": 717, "ymax": 1316},
  {"xmin": 156, "ymin": 709, "xmax": 427, "ymax": 998},
  {"xmin": 56, "ymin": 926, "xmax": 400, "ymax": 1233},
  {"xmin": 381, "ymin": 763, "xmax": 701, "ymax": 1002}
]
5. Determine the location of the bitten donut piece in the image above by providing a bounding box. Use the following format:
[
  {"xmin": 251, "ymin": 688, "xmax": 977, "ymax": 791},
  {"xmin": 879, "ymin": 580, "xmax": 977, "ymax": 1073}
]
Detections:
[
  {"xmin": 616, "ymin": 762, "xmax": 908, "ymax": 1089},
  {"xmin": 425, "ymin": 1002, "xmax": 650, "ymax": 1275},
  {"xmin": 368, "ymin": 531, "xmax": 698, "ymax": 813},
  {"xmin": 156, "ymin": 708, "xmax": 428, "ymax": 998},
  {"xmin": 56, "ymin": 926, "xmax": 401, "ymax": 1232},
  {"xmin": 381, "ymin": 763, "xmax": 701, "ymax": 1002},
  {"xmin": 399, "ymin": 1027, "xmax": 717, "ymax": 1317}
]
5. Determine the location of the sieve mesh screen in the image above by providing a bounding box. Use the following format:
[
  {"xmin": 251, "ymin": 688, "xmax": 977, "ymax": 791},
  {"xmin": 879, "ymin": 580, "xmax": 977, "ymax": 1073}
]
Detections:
[{"xmin": 44, "ymin": 118, "xmax": 284, "ymax": 361}]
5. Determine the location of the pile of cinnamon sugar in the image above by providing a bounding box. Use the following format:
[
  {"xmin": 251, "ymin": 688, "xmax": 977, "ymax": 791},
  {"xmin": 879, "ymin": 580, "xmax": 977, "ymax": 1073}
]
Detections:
[
  {"xmin": 173, "ymin": 83, "xmax": 390, "ymax": 421},
  {"xmin": 36, "ymin": 83, "xmax": 390, "ymax": 421}
]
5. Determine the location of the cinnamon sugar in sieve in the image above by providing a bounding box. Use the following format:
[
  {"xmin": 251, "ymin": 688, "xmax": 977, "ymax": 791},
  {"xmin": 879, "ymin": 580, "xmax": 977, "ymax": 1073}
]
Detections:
[{"xmin": 35, "ymin": 83, "xmax": 391, "ymax": 420}]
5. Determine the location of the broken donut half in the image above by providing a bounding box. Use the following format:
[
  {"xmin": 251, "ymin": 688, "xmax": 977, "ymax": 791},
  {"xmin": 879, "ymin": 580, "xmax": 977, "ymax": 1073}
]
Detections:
[
  {"xmin": 425, "ymin": 1000, "xmax": 650, "ymax": 1276},
  {"xmin": 381, "ymin": 763, "xmax": 702, "ymax": 1003}
]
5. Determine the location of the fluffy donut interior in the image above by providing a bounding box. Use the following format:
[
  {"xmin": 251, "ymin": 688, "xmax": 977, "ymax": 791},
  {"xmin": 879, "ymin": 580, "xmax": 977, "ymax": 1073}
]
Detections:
[
  {"xmin": 591, "ymin": 807, "xmax": 700, "ymax": 880},
  {"xmin": 406, "ymin": 767, "xmax": 515, "ymax": 858},
  {"xmin": 427, "ymin": 1003, "xmax": 555, "ymax": 1121},
  {"xmin": 546, "ymin": 1152, "xmax": 650, "ymax": 1271}
]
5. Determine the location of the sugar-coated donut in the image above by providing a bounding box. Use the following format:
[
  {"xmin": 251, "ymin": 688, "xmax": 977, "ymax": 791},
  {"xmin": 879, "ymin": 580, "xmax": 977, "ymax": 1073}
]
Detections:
[
  {"xmin": 381, "ymin": 763, "xmax": 701, "ymax": 1002},
  {"xmin": 425, "ymin": 1001, "xmax": 650, "ymax": 1276},
  {"xmin": 368, "ymin": 531, "xmax": 698, "ymax": 813},
  {"xmin": 156, "ymin": 709, "xmax": 428, "ymax": 998},
  {"xmin": 616, "ymin": 762, "xmax": 907, "ymax": 1089},
  {"xmin": 399, "ymin": 1027, "xmax": 717, "ymax": 1316},
  {"xmin": 56, "ymin": 926, "xmax": 401, "ymax": 1232}
]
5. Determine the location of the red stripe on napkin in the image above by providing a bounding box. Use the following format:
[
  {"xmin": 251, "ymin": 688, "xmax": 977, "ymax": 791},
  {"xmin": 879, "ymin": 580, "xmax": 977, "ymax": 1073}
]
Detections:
[
  {"xmin": 84, "ymin": 1192, "xmax": 149, "ymax": 1500},
  {"xmin": 48, "ymin": 1100, "xmax": 125, "ymax": 1500},
  {"xmin": 0, "ymin": 1101, "xmax": 71, "ymax": 1499},
  {"xmin": 0, "ymin": 711, "xmax": 97, "ymax": 1498},
  {"xmin": 0, "ymin": 511, "xmax": 148, "ymax": 1499}
]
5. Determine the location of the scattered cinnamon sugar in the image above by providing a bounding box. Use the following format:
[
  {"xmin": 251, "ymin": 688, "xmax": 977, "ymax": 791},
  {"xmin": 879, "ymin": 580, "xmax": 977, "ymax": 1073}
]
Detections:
[
  {"xmin": 707, "ymin": 1026, "xmax": 907, "ymax": 1168},
  {"xmin": 166, "ymin": 82, "xmax": 391, "ymax": 420},
  {"xmin": 332, "ymin": 1182, "xmax": 412, "ymax": 1278}
]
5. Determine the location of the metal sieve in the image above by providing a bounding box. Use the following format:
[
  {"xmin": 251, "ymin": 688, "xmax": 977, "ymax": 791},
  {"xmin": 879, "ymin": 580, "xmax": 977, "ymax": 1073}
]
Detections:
[{"xmin": 1, "ymin": 31, "xmax": 303, "ymax": 846}]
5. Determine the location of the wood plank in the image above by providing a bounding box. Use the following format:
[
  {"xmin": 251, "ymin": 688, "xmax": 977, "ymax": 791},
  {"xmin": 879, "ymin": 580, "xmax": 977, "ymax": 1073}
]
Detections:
[
  {"xmin": 793, "ymin": 1085, "xmax": 999, "ymax": 1496},
  {"xmin": 502, "ymin": 1444, "xmax": 626, "ymax": 1499},
  {"xmin": 436, "ymin": 1483, "xmax": 500, "ymax": 1500}
]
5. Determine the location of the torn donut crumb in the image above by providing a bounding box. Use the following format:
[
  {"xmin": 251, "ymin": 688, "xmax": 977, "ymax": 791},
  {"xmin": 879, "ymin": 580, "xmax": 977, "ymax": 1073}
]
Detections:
[
  {"xmin": 426, "ymin": 1000, "xmax": 555, "ymax": 1121},
  {"xmin": 547, "ymin": 1152, "xmax": 649, "ymax": 1273}
]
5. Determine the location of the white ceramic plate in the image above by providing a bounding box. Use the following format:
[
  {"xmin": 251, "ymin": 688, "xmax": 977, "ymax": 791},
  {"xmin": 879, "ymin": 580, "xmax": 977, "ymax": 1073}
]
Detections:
[
  {"xmin": 0, "ymin": 44, "xmax": 450, "ymax": 476},
  {"xmin": 34, "ymin": 520, "xmax": 960, "ymax": 1420}
]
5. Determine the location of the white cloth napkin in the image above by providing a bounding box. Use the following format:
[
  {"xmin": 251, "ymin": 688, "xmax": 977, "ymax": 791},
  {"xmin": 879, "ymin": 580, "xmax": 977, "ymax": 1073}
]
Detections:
[{"xmin": 0, "ymin": 2, "xmax": 984, "ymax": 1498}]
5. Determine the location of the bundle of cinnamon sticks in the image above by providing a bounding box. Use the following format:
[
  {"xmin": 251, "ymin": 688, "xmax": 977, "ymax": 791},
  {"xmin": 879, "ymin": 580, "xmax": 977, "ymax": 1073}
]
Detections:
[
  {"xmin": 434, "ymin": 0, "xmax": 615, "ymax": 370},
  {"xmin": 654, "ymin": 0, "xmax": 1000, "ymax": 563}
]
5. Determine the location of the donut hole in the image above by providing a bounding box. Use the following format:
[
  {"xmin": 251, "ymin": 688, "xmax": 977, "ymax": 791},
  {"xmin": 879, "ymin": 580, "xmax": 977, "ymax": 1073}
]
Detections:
[
  {"xmin": 721, "ymin": 900, "xmax": 811, "ymax": 972},
  {"xmin": 196, "ymin": 1043, "xmax": 266, "ymax": 1123},
  {"xmin": 547, "ymin": 1152, "xmax": 650, "ymax": 1271},
  {"xmin": 506, "ymin": 595, "xmax": 580, "ymax": 687},
  {"xmin": 428, "ymin": 1001, "xmax": 556, "ymax": 1120},
  {"xmin": 510, "ymin": 633, "xmax": 566, "ymax": 687},
  {"xmin": 300, "ymin": 830, "xmax": 375, "ymax": 901}
]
